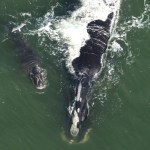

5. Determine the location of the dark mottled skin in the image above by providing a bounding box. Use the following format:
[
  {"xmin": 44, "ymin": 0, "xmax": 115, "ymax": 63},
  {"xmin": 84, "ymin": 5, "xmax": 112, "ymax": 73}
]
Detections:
[
  {"xmin": 69, "ymin": 12, "xmax": 114, "ymax": 136},
  {"xmin": 72, "ymin": 12, "xmax": 113, "ymax": 77},
  {"xmin": 9, "ymin": 31, "xmax": 38, "ymax": 73},
  {"xmin": 9, "ymin": 30, "xmax": 46, "ymax": 89}
]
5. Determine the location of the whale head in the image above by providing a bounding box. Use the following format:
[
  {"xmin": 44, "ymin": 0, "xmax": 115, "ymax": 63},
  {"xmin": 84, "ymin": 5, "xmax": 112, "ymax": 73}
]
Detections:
[
  {"xmin": 70, "ymin": 110, "xmax": 80, "ymax": 137},
  {"xmin": 69, "ymin": 73, "xmax": 90, "ymax": 137},
  {"xmin": 29, "ymin": 65, "xmax": 47, "ymax": 89},
  {"xmin": 69, "ymin": 104, "xmax": 89, "ymax": 137}
]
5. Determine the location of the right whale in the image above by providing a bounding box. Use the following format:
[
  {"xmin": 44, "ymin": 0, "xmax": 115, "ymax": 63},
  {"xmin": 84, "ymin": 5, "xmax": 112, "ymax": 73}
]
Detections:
[
  {"xmin": 9, "ymin": 29, "xmax": 47, "ymax": 90},
  {"xmin": 68, "ymin": 12, "xmax": 114, "ymax": 137}
]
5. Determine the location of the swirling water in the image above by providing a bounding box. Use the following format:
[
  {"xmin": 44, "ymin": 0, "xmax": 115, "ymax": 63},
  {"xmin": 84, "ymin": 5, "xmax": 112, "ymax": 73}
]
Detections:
[{"xmin": 0, "ymin": 0, "xmax": 150, "ymax": 149}]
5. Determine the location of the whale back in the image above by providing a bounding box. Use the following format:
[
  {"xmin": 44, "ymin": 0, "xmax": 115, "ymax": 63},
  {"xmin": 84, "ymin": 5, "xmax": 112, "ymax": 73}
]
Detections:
[
  {"xmin": 72, "ymin": 12, "xmax": 114, "ymax": 77},
  {"xmin": 69, "ymin": 12, "xmax": 114, "ymax": 137}
]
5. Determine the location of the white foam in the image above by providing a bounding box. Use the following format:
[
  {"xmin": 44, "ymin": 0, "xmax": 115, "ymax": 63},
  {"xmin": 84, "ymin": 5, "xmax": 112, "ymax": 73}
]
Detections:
[
  {"xmin": 56, "ymin": 0, "xmax": 121, "ymax": 73},
  {"xmin": 12, "ymin": 23, "xmax": 26, "ymax": 32},
  {"xmin": 36, "ymin": 0, "xmax": 121, "ymax": 73},
  {"xmin": 20, "ymin": 12, "xmax": 31, "ymax": 17},
  {"xmin": 70, "ymin": 110, "xmax": 80, "ymax": 137}
]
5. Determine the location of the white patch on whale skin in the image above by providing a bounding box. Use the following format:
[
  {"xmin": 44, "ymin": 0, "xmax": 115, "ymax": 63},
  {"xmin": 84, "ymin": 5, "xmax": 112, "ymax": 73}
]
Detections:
[
  {"xmin": 68, "ymin": 105, "xmax": 74, "ymax": 116},
  {"xmin": 70, "ymin": 124, "xmax": 79, "ymax": 137},
  {"xmin": 80, "ymin": 98, "xmax": 82, "ymax": 102},
  {"xmin": 76, "ymin": 82, "xmax": 82, "ymax": 101},
  {"xmin": 72, "ymin": 110, "xmax": 79, "ymax": 126},
  {"xmin": 70, "ymin": 110, "xmax": 80, "ymax": 137},
  {"xmin": 77, "ymin": 108, "xmax": 80, "ymax": 113},
  {"xmin": 34, "ymin": 65, "xmax": 48, "ymax": 90},
  {"xmin": 68, "ymin": 101, "xmax": 76, "ymax": 116}
]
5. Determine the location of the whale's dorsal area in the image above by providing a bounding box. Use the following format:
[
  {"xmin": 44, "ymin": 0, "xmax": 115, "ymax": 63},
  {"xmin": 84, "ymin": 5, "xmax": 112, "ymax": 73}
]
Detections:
[
  {"xmin": 9, "ymin": 30, "xmax": 47, "ymax": 89},
  {"xmin": 69, "ymin": 12, "xmax": 114, "ymax": 137},
  {"xmin": 72, "ymin": 12, "xmax": 113, "ymax": 77}
]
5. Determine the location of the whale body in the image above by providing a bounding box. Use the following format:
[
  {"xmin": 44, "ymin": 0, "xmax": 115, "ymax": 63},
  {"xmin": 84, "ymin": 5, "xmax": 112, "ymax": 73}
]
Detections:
[
  {"xmin": 9, "ymin": 30, "xmax": 47, "ymax": 89},
  {"xmin": 68, "ymin": 12, "xmax": 114, "ymax": 137}
]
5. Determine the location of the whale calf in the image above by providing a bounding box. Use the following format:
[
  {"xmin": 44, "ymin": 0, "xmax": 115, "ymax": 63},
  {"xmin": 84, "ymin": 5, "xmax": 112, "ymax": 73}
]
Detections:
[
  {"xmin": 68, "ymin": 12, "xmax": 114, "ymax": 137},
  {"xmin": 9, "ymin": 30, "xmax": 47, "ymax": 89}
]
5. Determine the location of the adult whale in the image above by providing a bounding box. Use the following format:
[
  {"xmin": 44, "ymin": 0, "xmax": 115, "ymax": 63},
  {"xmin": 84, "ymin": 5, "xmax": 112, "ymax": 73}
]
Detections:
[
  {"xmin": 9, "ymin": 29, "xmax": 47, "ymax": 89},
  {"xmin": 68, "ymin": 12, "xmax": 114, "ymax": 137}
]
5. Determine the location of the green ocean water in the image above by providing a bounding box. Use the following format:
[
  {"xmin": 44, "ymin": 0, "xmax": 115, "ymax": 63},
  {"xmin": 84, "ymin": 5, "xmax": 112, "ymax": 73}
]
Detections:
[{"xmin": 0, "ymin": 0, "xmax": 150, "ymax": 150}]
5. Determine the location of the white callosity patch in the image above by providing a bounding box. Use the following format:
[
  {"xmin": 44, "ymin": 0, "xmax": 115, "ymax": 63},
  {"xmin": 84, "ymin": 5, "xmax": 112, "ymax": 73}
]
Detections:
[
  {"xmin": 36, "ymin": 66, "xmax": 47, "ymax": 90},
  {"xmin": 70, "ymin": 110, "xmax": 80, "ymax": 137},
  {"xmin": 68, "ymin": 102, "xmax": 75, "ymax": 116},
  {"xmin": 72, "ymin": 110, "xmax": 79, "ymax": 126},
  {"xmin": 76, "ymin": 82, "xmax": 82, "ymax": 101},
  {"xmin": 108, "ymin": 0, "xmax": 150, "ymax": 65},
  {"xmin": 68, "ymin": 82, "xmax": 82, "ymax": 115}
]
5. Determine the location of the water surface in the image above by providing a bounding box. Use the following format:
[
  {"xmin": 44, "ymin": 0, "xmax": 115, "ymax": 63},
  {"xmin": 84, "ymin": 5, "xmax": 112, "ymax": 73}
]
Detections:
[{"xmin": 0, "ymin": 0, "xmax": 150, "ymax": 150}]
